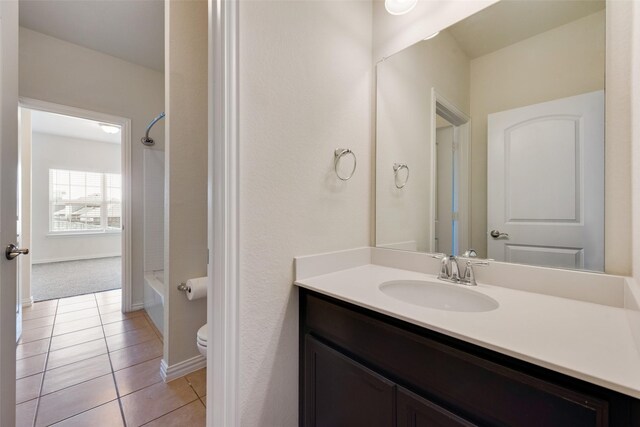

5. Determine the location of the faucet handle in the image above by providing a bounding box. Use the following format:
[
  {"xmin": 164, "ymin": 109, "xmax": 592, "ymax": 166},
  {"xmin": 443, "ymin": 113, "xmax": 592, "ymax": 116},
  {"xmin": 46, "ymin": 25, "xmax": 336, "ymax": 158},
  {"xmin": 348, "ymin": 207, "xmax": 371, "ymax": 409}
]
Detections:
[{"xmin": 462, "ymin": 259, "xmax": 489, "ymax": 286}]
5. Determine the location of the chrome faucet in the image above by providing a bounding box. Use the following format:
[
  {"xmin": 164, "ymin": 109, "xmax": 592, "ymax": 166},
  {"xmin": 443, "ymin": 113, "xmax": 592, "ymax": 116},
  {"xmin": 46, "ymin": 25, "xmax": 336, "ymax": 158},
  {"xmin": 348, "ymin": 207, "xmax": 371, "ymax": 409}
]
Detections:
[{"xmin": 433, "ymin": 251, "xmax": 489, "ymax": 286}]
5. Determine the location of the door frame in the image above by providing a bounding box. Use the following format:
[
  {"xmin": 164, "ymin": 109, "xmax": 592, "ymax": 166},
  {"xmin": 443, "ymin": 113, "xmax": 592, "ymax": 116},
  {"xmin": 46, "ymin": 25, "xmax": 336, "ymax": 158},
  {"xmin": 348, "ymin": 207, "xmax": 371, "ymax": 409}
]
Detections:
[
  {"xmin": 18, "ymin": 97, "xmax": 133, "ymax": 312},
  {"xmin": 430, "ymin": 88, "xmax": 471, "ymax": 254},
  {"xmin": 208, "ymin": 0, "xmax": 239, "ymax": 424}
]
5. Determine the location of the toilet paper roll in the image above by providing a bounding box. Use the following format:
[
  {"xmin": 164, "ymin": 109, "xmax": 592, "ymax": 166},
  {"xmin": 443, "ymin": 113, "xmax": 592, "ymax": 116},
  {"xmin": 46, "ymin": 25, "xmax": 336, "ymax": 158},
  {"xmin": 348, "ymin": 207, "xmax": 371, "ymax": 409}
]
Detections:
[{"xmin": 186, "ymin": 276, "xmax": 208, "ymax": 301}]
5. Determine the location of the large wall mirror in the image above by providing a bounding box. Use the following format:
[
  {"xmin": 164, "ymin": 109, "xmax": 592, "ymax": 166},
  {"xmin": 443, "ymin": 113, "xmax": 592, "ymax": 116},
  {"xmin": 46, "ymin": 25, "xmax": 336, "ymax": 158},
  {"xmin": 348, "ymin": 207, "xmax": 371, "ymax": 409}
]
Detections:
[{"xmin": 375, "ymin": 0, "xmax": 607, "ymax": 272}]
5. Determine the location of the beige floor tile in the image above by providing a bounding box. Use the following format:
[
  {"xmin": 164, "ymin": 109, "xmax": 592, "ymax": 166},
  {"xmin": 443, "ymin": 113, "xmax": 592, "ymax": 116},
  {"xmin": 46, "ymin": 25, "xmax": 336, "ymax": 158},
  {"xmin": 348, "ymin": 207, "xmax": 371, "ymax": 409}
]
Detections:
[
  {"xmin": 16, "ymin": 353, "xmax": 47, "ymax": 379},
  {"xmin": 52, "ymin": 316, "xmax": 102, "ymax": 336},
  {"xmin": 16, "ymin": 338, "xmax": 50, "ymax": 360},
  {"xmin": 201, "ymin": 396, "xmax": 206, "ymax": 406},
  {"xmin": 185, "ymin": 368, "xmax": 206, "ymax": 398},
  {"xmin": 17, "ymin": 373, "xmax": 43, "ymax": 404},
  {"xmin": 42, "ymin": 354, "xmax": 112, "ymax": 395},
  {"xmin": 144, "ymin": 399, "xmax": 206, "ymax": 427},
  {"xmin": 22, "ymin": 315, "xmax": 55, "ymax": 331},
  {"xmin": 100, "ymin": 309, "xmax": 145, "ymax": 325},
  {"xmin": 19, "ymin": 325, "xmax": 53, "ymax": 344},
  {"xmin": 23, "ymin": 306, "xmax": 57, "ymax": 320},
  {"xmin": 16, "ymin": 398, "xmax": 38, "ymax": 427},
  {"xmin": 35, "ymin": 374, "xmax": 117, "ymax": 427},
  {"xmin": 98, "ymin": 302, "xmax": 122, "ymax": 314},
  {"xmin": 47, "ymin": 339, "xmax": 107, "ymax": 370},
  {"xmin": 28, "ymin": 300, "xmax": 58, "ymax": 311},
  {"xmin": 49, "ymin": 327, "xmax": 104, "ymax": 352},
  {"xmin": 120, "ymin": 378, "xmax": 198, "ymax": 427},
  {"xmin": 114, "ymin": 357, "xmax": 162, "ymax": 396},
  {"xmin": 106, "ymin": 326, "xmax": 157, "ymax": 352},
  {"xmin": 57, "ymin": 294, "xmax": 96, "ymax": 306},
  {"xmin": 96, "ymin": 289, "xmax": 121, "ymax": 299},
  {"xmin": 96, "ymin": 296, "xmax": 122, "ymax": 307},
  {"xmin": 102, "ymin": 316, "xmax": 150, "ymax": 336},
  {"xmin": 51, "ymin": 400, "xmax": 124, "ymax": 427},
  {"xmin": 54, "ymin": 307, "xmax": 100, "ymax": 324},
  {"xmin": 110, "ymin": 338, "xmax": 163, "ymax": 371},
  {"xmin": 56, "ymin": 300, "xmax": 97, "ymax": 314}
]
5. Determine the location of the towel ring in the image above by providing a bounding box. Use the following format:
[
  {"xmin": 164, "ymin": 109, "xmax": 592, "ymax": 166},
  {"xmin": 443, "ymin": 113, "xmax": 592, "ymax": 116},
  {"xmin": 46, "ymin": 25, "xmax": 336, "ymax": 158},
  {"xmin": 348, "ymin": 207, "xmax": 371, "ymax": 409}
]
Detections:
[
  {"xmin": 393, "ymin": 163, "xmax": 409, "ymax": 189},
  {"xmin": 334, "ymin": 148, "xmax": 357, "ymax": 181}
]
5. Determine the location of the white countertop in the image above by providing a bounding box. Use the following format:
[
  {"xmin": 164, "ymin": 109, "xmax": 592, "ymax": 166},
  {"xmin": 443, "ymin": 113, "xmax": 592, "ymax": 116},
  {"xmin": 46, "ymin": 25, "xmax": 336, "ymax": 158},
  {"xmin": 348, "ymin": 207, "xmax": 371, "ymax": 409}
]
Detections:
[{"xmin": 295, "ymin": 260, "xmax": 640, "ymax": 399}]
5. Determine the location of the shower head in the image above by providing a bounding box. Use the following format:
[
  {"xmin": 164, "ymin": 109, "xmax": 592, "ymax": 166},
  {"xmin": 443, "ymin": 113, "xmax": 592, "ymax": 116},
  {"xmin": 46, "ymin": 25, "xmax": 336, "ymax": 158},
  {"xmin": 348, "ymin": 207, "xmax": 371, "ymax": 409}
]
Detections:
[{"xmin": 141, "ymin": 112, "xmax": 165, "ymax": 146}]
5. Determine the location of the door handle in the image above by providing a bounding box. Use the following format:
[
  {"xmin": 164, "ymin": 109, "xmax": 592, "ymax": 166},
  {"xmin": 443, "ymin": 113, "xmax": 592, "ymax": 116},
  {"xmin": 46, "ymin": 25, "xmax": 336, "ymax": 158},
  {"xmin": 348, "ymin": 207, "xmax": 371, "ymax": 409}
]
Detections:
[
  {"xmin": 489, "ymin": 230, "xmax": 509, "ymax": 239},
  {"xmin": 6, "ymin": 244, "xmax": 29, "ymax": 260}
]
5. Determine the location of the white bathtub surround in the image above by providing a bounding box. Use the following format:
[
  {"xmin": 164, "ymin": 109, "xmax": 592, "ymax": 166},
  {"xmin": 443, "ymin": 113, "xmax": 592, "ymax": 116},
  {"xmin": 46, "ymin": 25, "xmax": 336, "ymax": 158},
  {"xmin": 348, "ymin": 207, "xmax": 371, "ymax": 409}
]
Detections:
[
  {"xmin": 144, "ymin": 269, "xmax": 165, "ymax": 335},
  {"xmin": 294, "ymin": 247, "xmax": 640, "ymax": 399}
]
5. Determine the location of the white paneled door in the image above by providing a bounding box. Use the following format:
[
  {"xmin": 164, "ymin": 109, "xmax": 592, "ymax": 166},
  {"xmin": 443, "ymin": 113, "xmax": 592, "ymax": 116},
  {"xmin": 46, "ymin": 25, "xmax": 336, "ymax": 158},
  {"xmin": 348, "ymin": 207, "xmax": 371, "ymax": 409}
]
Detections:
[
  {"xmin": 0, "ymin": 1, "xmax": 20, "ymax": 426},
  {"xmin": 487, "ymin": 91, "xmax": 604, "ymax": 271}
]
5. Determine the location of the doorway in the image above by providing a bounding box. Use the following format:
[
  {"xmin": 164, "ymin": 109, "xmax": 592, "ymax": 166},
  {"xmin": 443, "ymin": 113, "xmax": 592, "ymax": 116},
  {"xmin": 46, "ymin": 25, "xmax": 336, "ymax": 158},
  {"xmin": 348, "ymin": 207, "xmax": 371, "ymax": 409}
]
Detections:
[
  {"xmin": 430, "ymin": 89, "xmax": 471, "ymax": 255},
  {"xmin": 18, "ymin": 99, "xmax": 132, "ymax": 308}
]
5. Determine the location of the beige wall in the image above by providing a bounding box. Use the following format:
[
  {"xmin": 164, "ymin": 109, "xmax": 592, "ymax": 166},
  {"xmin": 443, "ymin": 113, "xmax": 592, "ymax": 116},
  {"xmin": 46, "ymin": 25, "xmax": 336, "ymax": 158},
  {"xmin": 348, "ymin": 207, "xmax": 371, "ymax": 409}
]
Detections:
[
  {"xmin": 19, "ymin": 27, "xmax": 165, "ymax": 305},
  {"xmin": 469, "ymin": 11, "xmax": 606, "ymax": 259},
  {"xmin": 164, "ymin": 0, "xmax": 208, "ymax": 367},
  {"xmin": 606, "ymin": 1, "xmax": 633, "ymax": 276},
  {"xmin": 632, "ymin": 0, "xmax": 640, "ymax": 282},
  {"xmin": 238, "ymin": 1, "xmax": 372, "ymax": 425},
  {"xmin": 372, "ymin": 0, "xmax": 497, "ymax": 62},
  {"xmin": 376, "ymin": 31, "xmax": 469, "ymax": 251}
]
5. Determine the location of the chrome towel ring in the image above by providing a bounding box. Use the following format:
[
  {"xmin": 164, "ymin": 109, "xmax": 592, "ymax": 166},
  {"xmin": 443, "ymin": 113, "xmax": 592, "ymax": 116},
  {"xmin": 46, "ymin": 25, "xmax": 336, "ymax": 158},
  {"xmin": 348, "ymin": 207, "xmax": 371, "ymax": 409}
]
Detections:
[
  {"xmin": 334, "ymin": 148, "xmax": 357, "ymax": 181},
  {"xmin": 393, "ymin": 163, "xmax": 409, "ymax": 189}
]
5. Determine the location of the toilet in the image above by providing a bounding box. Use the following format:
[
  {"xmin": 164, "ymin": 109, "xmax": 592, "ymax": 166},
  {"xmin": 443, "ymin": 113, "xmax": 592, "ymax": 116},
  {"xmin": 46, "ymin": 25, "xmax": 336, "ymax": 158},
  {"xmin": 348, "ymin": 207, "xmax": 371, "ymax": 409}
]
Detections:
[{"xmin": 197, "ymin": 323, "xmax": 208, "ymax": 356}]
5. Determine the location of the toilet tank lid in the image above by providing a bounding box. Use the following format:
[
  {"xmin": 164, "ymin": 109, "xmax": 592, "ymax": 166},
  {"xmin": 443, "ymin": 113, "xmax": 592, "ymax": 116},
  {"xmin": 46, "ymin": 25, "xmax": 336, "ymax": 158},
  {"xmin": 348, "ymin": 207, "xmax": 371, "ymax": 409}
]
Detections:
[{"xmin": 197, "ymin": 324, "xmax": 208, "ymax": 342}]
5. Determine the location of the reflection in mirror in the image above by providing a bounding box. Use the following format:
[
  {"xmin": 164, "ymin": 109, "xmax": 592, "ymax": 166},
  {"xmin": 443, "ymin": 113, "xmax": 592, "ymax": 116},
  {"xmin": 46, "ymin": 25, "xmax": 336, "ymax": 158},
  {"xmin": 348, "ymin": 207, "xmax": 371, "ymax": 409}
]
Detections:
[{"xmin": 375, "ymin": 0, "xmax": 606, "ymax": 272}]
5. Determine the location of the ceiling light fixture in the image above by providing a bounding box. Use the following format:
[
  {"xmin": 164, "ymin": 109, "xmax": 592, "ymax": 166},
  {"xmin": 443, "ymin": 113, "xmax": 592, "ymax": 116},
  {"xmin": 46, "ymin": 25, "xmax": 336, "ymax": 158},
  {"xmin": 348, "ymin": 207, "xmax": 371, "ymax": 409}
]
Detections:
[
  {"xmin": 385, "ymin": 0, "xmax": 418, "ymax": 15},
  {"xmin": 99, "ymin": 123, "xmax": 120, "ymax": 134},
  {"xmin": 423, "ymin": 31, "xmax": 440, "ymax": 41}
]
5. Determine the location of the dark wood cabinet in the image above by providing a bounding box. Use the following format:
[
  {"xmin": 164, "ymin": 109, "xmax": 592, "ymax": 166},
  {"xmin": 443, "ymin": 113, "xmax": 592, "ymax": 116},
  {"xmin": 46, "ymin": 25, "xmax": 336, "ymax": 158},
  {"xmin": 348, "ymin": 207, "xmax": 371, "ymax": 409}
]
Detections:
[
  {"xmin": 396, "ymin": 387, "xmax": 475, "ymax": 427},
  {"xmin": 299, "ymin": 289, "xmax": 640, "ymax": 427},
  {"xmin": 304, "ymin": 336, "xmax": 395, "ymax": 427}
]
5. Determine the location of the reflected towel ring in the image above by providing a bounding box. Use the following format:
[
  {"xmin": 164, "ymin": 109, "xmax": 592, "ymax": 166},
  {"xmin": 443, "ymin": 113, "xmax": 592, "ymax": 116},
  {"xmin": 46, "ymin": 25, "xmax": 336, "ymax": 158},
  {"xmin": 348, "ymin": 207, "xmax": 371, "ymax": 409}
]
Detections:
[
  {"xmin": 334, "ymin": 148, "xmax": 357, "ymax": 181},
  {"xmin": 393, "ymin": 163, "xmax": 409, "ymax": 189}
]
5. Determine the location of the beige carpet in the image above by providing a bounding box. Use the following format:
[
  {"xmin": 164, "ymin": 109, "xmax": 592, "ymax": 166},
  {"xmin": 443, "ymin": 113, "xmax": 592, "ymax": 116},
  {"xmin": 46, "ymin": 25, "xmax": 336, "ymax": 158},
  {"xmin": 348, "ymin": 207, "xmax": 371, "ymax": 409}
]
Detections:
[{"xmin": 31, "ymin": 257, "xmax": 121, "ymax": 301}]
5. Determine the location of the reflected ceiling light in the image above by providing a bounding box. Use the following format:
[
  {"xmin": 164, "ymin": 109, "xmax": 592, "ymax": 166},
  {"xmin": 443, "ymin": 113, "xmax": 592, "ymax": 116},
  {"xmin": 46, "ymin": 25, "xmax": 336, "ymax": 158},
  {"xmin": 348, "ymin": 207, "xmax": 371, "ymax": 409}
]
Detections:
[
  {"xmin": 423, "ymin": 31, "xmax": 440, "ymax": 41},
  {"xmin": 385, "ymin": 0, "xmax": 418, "ymax": 15},
  {"xmin": 99, "ymin": 123, "xmax": 120, "ymax": 134}
]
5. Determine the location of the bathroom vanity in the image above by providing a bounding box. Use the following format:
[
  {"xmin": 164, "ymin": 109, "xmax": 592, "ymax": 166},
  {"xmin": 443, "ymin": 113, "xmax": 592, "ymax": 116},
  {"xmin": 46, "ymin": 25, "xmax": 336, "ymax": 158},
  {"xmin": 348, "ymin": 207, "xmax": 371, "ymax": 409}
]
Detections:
[{"xmin": 295, "ymin": 248, "xmax": 640, "ymax": 427}]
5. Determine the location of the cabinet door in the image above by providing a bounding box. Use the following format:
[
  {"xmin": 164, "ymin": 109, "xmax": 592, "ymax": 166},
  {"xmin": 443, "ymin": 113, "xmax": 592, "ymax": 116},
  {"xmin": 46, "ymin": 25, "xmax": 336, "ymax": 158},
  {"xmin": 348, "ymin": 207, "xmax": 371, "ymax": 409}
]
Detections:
[
  {"xmin": 303, "ymin": 335, "xmax": 395, "ymax": 427},
  {"xmin": 397, "ymin": 387, "xmax": 476, "ymax": 427}
]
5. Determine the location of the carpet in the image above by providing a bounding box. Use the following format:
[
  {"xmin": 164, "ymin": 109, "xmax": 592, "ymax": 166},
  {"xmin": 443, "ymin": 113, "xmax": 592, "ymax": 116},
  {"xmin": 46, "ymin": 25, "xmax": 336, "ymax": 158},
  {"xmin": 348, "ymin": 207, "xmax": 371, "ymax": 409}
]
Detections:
[{"xmin": 32, "ymin": 257, "xmax": 121, "ymax": 301}]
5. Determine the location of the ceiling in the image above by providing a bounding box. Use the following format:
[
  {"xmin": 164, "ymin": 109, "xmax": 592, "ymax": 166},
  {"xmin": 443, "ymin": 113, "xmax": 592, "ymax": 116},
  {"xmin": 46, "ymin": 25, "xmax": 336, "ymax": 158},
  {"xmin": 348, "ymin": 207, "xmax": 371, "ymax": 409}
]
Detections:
[
  {"xmin": 19, "ymin": 0, "xmax": 164, "ymax": 72},
  {"xmin": 447, "ymin": 0, "xmax": 606, "ymax": 59},
  {"xmin": 30, "ymin": 110, "xmax": 121, "ymax": 144}
]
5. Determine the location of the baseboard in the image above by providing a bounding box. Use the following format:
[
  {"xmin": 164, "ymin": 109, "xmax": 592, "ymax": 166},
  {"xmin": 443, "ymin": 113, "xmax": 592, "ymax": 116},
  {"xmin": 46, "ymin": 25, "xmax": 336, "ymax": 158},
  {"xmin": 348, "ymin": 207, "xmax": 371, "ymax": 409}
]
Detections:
[
  {"xmin": 160, "ymin": 354, "xmax": 207, "ymax": 383},
  {"xmin": 130, "ymin": 302, "xmax": 144, "ymax": 311},
  {"xmin": 21, "ymin": 296, "xmax": 34, "ymax": 307},
  {"xmin": 32, "ymin": 253, "xmax": 121, "ymax": 265}
]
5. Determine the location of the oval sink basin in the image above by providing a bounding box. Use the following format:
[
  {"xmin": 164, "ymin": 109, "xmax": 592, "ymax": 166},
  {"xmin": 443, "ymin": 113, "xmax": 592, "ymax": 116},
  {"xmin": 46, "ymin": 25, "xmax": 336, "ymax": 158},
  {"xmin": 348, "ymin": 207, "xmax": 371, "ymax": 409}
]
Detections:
[{"xmin": 379, "ymin": 280, "xmax": 499, "ymax": 312}]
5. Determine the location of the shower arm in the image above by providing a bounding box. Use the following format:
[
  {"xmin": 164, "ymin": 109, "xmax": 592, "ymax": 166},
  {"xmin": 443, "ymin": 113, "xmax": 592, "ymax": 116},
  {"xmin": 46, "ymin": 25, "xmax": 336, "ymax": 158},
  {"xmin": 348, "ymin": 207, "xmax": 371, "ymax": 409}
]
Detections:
[{"xmin": 141, "ymin": 112, "xmax": 166, "ymax": 146}]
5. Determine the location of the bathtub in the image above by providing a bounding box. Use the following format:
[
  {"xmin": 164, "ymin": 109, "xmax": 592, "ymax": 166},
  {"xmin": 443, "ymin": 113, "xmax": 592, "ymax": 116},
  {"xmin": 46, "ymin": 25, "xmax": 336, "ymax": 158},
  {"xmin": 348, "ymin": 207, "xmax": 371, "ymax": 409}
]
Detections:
[{"xmin": 144, "ymin": 269, "xmax": 165, "ymax": 336}]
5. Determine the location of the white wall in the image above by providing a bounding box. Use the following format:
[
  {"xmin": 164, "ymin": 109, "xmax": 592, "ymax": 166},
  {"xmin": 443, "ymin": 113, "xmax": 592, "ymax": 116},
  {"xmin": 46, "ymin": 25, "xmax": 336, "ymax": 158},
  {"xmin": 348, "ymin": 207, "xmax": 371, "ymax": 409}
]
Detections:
[
  {"xmin": 469, "ymin": 10, "xmax": 605, "ymax": 258},
  {"xmin": 164, "ymin": 0, "xmax": 208, "ymax": 367},
  {"xmin": 239, "ymin": 1, "xmax": 372, "ymax": 425},
  {"xmin": 19, "ymin": 28, "xmax": 164, "ymax": 305},
  {"xmin": 376, "ymin": 32, "xmax": 469, "ymax": 252},
  {"xmin": 31, "ymin": 133, "xmax": 121, "ymax": 263}
]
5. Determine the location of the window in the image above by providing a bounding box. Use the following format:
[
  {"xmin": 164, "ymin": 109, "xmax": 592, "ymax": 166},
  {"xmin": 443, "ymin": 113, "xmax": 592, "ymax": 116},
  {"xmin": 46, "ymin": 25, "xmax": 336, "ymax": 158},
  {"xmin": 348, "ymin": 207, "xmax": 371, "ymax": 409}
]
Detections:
[{"xmin": 49, "ymin": 169, "xmax": 122, "ymax": 234}]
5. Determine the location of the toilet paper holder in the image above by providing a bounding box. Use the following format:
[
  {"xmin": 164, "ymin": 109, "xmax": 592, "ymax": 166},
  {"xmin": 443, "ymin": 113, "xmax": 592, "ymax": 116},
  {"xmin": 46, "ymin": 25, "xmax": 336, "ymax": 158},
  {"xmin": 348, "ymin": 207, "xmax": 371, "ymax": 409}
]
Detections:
[{"xmin": 177, "ymin": 283, "xmax": 191, "ymax": 292}]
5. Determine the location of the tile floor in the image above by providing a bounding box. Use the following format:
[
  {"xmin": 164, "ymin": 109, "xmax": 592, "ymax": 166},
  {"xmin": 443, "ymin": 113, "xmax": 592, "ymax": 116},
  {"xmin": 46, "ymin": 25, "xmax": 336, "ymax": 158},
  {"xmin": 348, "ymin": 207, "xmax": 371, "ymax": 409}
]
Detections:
[{"xmin": 16, "ymin": 289, "xmax": 206, "ymax": 426}]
